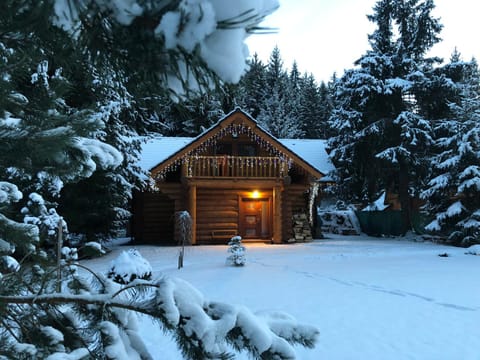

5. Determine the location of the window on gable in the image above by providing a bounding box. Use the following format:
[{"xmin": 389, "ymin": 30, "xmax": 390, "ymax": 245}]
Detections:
[{"xmin": 238, "ymin": 144, "xmax": 257, "ymax": 156}]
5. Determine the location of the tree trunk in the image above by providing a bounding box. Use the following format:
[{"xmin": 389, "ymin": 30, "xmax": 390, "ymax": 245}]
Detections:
[{"xmin": 398, "ymin": 164, "xmax": 411, "ymax": 234}]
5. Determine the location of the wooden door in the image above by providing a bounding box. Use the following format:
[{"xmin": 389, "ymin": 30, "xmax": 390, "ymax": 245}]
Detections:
[{"xmin": 240, "ymin": 198, "xmax": 271, "ymax": 239}]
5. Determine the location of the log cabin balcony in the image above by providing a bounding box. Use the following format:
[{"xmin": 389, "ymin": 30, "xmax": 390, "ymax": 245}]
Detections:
[{"xmin": 184, "ymin": 155, "xmax": 289, "ymax": 179}]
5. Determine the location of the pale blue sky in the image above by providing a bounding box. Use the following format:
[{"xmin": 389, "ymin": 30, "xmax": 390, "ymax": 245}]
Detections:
[{"xmin": 246, "ymin": 0, "xmax": 480, "ymax": 82}]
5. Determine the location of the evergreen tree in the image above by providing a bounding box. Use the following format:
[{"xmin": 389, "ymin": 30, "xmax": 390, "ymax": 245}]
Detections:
[
  {"xmin": 171, "ymin": 93, "xmax": 225, "ymax": 136},
  {"xmin": 257, "ymin": 46, "xmax": 304, "ymax": 137},
  {"xmin": 58, "ymin": 53, "xmax": 143, "ymax": 241},
  {"xmin": 258, "ymin": 85, "xmax": 304, "ymax": 138},
  {"xmin": 328, "ymin": 0, "xmax": 442, "ymax": 229},
  {"xmin": 317, "ymin": 81, "xmax": 334, "ymax": 137},
  {"xmin": 0, "ymin": 0, "xmax": 122, "ymax": 257},
  {"xmin": 421, "ymin": 56, "xmax": 480, "ymax": 246},
  {"xmin": 217, "ymin": 81, "xmax": 241, "ymax": 115},
  {"xmin": 239, "ymin": 49, "xmax": 330, "ymax": 139},
  {"xmin": 298, "ymin": 73, "xmax": 323, "ymax": 138},
  {"xmin": 289, "ymin": 60, "xmax": 302, "ymax": 91},
  {"xmin": 238, "ymin": 53, "xmax": 267, "ymax": 118},
  {"xmin": 265, "ymin": 45, "xmax": 287, "ymax": 91},
  {"xmin": 284, "ymin": 60, "xmax": 302, "ymax": 129},
  {"xmin": 226, "ymin": 235, "xmax": 246, "ymax": 266}
]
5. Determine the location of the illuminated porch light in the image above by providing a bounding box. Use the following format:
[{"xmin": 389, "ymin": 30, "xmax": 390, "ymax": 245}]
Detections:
[{"xmin": 251, "ymin": 190, "xmax": 260, "ymax": 199}]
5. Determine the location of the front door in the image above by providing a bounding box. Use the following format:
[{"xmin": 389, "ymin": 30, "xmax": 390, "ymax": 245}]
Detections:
[{"xmin": 240, "ymin": 198, "xmax": 271, "ymax": 239}]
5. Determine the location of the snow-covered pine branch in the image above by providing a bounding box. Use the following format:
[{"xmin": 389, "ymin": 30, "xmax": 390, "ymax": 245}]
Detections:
[
  {"xmin": 0, "ymin": 270, "xmax": 319, "ymax": 359},
  {"xmin": 53, "ymin": 0, "xmax": 279, "ymax": 93}
]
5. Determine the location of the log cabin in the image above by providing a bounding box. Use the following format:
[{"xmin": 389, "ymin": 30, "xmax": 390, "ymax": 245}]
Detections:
[{"xmin": 131, "ymin": 108, "xmax": 335, "ymax": 245}]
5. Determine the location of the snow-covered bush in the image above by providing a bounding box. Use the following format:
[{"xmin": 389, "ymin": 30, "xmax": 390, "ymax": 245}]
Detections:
[
  {"xmin": 107, "ymin": 249, "xmax": 153, "ymax": 284},
  {"xmin": 79, "ymin": 241, "xmax": 107, "ymax": 259},
  {"xmin": 226, "ymin": 235, "xmax": 246, "ymax": 266}
]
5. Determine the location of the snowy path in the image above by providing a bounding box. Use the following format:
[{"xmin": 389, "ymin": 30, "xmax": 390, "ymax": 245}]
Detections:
[{"xmin": 83, "ymin": 235, "xmax": 480, "ymax": 360}]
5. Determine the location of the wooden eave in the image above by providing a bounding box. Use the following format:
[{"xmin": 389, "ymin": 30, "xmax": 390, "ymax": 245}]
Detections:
[{"xmin": 149, "ymin": 108, "xmax": 325, "ymax": 180}]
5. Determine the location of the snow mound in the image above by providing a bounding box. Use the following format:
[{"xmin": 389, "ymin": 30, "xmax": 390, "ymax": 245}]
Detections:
[{"xmin": 465, "ymin": 244, "xmax": 480, "ymax": 255}]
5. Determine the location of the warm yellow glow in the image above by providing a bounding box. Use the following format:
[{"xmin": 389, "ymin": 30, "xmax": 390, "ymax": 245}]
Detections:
[{"xmin": 251, "ymin": 190, "xmax": 260, "ymax": 199}]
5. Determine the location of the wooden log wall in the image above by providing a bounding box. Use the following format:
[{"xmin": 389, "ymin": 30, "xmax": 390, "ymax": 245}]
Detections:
[
  {"xmin": 195, "ymin": 188, "xmax": 239, "ymax": 244},
  {"xmin": 158, "ymin": 183, "xmax": 187, "ymax": 243},
  {"xmin": 132, "ymin": 191, "xmax": 173, "ymax": 244},
  {"xmin": 132, "ymin": 184, "xmax": 184, "ymax": 245}
]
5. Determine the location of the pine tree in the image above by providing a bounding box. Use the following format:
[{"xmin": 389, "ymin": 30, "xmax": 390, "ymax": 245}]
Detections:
[
  {"xmin": 226, "ymin": 235, "xmax": 246, "ymax": 266},
  {"xmin": 328, "ymin": 0, "xmax": 442, "ymax": 229},
  {"xmin": 317, "ymin": 81, "xmax": 334, "ymax": 137},
  {"xmin": 0, "ymin": 1, "xmax": 122, "ymax": 258},
  {"xmin": 265, "ymin": 45, "xmax": 287, "ymax": 91},
  {"xmin": 238, "ymin": 53, "xmax": 267, "ymax": 118},
  {"xmin": 285, "ymin": 60, "xmax": 302, "ymax": 129},
  {"xmin": 172, "ymin": 93, "xmax": 225, "ymax": 136},
  {"xmin": 257, "ymin": 46, "xmax": 304, "ymax": 137},
  {"xmin": 289, "ymin": 61, "xmax": 302, "ymax": 91},
  {"xmin": 57, "ymin": 55, "xmax": 142, "ymax": 242},
  {"xmin": 258, "ymin": 85, "xmax": 304, "ymax": 138},
  {"xmin": 298, "ymin": 73, "xmax": 323, "ymax": 138},
  {"xmin": 239, "ymin": 49, "xmax": 330, "ymax": 139},
  {"xmin": 421, "ymin": 56, "xmax": 480, "ymax": 246}
]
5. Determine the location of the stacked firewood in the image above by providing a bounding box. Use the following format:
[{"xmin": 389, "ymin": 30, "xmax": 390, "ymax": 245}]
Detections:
[{"xmin": 292, "ymin": 213, "xmax": 313, "ymax": 242}]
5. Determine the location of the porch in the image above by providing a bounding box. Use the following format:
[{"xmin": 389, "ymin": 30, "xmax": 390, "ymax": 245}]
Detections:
[{"xmin": 184, "ymin": 182, "xmax": 284, "ymax": 245}]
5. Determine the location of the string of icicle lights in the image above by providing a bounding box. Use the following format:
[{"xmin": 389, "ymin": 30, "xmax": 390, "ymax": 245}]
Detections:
[{"xmin": 154, "ymin": 123, "xmax": 294, "ymax": 179}]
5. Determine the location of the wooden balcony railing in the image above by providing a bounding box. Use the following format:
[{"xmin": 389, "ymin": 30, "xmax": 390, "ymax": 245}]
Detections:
[{"xmin": 184, "ymin": 156, "xmax": 288, "ymax": 178}]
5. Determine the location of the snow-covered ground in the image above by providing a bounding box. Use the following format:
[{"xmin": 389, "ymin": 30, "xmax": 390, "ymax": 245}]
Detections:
[{"xmin": 83, "ymin": 234, "xmax": 480, "ymax": 360}]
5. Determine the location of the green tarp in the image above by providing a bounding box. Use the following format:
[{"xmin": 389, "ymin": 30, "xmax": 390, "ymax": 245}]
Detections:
[{"xmin": 355, "ymin": 211, "xmax": 428, "ymax": 236}]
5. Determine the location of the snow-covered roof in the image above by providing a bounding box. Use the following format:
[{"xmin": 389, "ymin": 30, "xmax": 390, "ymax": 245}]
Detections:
[
  {"xmin": 139, "ymin": 136, "xmax": 335, "ymax": 179},
  {"xmin": 278, "ymin": 139, "xmax": 335, "ymax": 180},
  {"xmin": 138, "ymin": 137, "xmax": 192, "ymax": 173}
]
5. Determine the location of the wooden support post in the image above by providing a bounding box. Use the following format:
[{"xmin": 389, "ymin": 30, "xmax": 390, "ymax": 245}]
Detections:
[
  {"xmin": 182, "ymin": 157, "xmax": 189, "ymax": 178},
  {"xmin": 188, "ymin": 184, "xmax": 197, "ymax": 245},
  {"xmin": 272, "ymin": 185, "xmax": 282, "ymax": 244}
]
